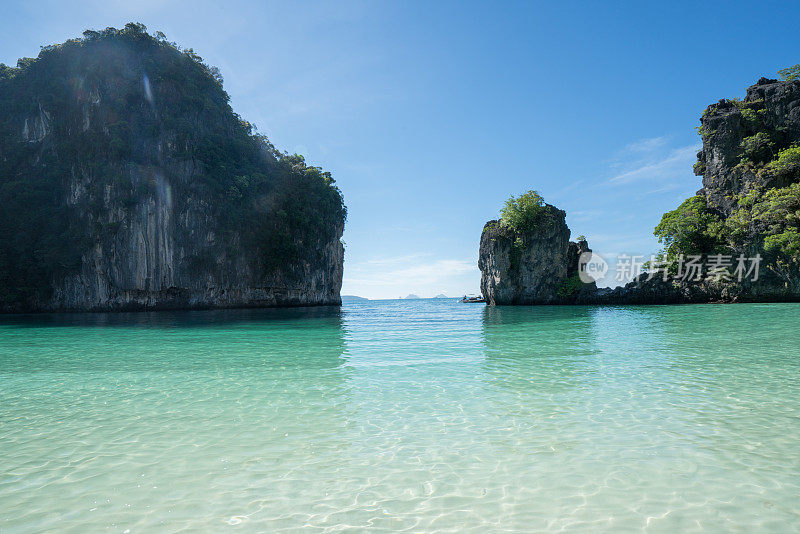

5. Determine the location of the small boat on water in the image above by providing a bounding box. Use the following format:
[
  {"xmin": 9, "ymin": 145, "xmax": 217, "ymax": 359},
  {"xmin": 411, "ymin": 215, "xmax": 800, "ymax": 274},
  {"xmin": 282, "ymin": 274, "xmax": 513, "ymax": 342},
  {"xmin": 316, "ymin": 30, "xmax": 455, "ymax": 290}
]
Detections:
[{"xmin": 460, "ymin": 295, "xmax": 485, "ymax": 303}]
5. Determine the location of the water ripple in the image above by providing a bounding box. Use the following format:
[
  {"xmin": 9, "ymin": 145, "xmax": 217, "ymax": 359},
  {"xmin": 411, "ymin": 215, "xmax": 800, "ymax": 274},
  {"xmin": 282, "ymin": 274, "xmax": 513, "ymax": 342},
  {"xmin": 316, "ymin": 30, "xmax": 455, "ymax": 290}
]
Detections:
[{"xmin": 1, "ymin": 301, "xmax": 799, "ymax": 532}]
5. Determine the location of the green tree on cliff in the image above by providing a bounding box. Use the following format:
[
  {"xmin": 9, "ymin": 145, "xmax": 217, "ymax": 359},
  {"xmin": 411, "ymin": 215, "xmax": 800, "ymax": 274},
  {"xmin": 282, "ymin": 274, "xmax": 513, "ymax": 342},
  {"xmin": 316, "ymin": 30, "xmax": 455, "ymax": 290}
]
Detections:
[
  {"xmin": 778, "ymin": 64, "xmax": 800, "ymax": 82},
  {"xmin": 500, "ymin": 190, "xmax": 551, "ymax": 233},
  {"xmin": 653, "ymin": 195, "xmax": 726, "ymax": 259}
]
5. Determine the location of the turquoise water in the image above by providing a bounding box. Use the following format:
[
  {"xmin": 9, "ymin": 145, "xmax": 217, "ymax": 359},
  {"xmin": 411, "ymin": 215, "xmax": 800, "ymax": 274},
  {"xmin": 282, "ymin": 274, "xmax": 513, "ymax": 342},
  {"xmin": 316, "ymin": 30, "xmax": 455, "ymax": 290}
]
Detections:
[{"xmin": 2, "ymin": 301, "xmax": 800, "ymax": 532}]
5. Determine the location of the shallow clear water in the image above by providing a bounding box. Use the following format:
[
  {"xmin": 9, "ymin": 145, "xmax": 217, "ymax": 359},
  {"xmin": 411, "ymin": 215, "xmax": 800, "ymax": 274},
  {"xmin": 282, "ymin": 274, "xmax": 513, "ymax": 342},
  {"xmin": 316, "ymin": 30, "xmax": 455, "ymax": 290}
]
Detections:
[{"xmin": 1, "ymin": 301, "xmax": 799, "ymax": 533}]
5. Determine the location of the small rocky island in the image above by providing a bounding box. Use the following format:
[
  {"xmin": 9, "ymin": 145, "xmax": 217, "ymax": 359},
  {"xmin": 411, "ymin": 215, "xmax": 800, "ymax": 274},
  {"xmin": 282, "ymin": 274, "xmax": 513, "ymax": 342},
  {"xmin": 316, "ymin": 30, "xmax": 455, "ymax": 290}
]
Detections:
[
  {"xmin": 0, "ymin": 24, "xmax": 346, "ymax": 312},
  {"xmin": 479, "ymin": 194, "xmax": 594, "ymax": 305},
  {"xmin": 480, "ymin": 75, "xmax": 800, "ymax": 305}
]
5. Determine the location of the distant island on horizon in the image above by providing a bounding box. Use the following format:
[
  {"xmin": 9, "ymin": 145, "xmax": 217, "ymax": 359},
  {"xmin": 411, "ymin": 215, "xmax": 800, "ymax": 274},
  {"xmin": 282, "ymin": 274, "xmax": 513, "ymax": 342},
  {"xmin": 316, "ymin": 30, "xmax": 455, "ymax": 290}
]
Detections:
[
  {"xmin": 399, "ymin": 293, "xmax": 452, "ymax": 299},
  {"xmin": 342, "ymin": 294, "xmax": 458, "ymax": 301},
  {"xmin": 341, "ymin": 295, "xmax": 369, "ymax": 302}
]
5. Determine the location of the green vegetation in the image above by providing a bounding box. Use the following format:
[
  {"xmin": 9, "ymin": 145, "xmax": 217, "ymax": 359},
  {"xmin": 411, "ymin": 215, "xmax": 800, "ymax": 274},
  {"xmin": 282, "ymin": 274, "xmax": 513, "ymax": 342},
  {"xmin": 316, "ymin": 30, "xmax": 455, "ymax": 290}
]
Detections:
[
  {"xmin": 653, "ymin": 196, "xmax": 726, "ymax": 260},
  {"xmin": 693, "ymin": 160, "xmax": 706, "ymax": 175},
  {"xmin": 655, "ymin": 184, "xmax": 800, "ymax": 280},
  {"xmin": 695, "ymin": 124, "xmax": 716, "ymax": 139},
  {"xmin": 241, "ymin": 154, "xmax": 346, "ymax": 271},
  {"xmin": 739, "ymin": 132, "xmax": 775, "ymax": 165},
  {"xmin": 508, "ymin": 237, "xmax": 525, "ymax": 273},
  {"xmin": 671, "ymin": 75, "xmax": 800, "ymax": 282},
  {"xmin": 0, "ymin": 23, "xmax": 346, "ymax": 306},
  {"xmin": 778, "ymin": 64, "xmax": 800, "ymax": 82},
  {"xmin": 727, "ymin": 184, "xmax": 800, "ymax": 278},
  {"xmin": 499, "ymin": 190, "xmax": 553, "ymax": 234},
  {"xmin": 764, "ymin": 229, "xmax": 800, "ymax": 280},
  {"xmin": 556, "ymin": 275, "xmax": 584, "ymax": 299},
  {"xmin": 740, "ymin": 105, "xmax": 766, "ymax": 130},
  {"xmin": 767, "ymin": 145, "xmax": 800, "ymax": 174}
]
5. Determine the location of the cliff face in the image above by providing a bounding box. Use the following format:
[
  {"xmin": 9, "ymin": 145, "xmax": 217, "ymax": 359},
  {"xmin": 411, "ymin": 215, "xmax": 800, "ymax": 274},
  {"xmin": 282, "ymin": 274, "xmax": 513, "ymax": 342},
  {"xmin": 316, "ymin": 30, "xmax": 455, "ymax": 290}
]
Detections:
[
  {"xmin": 48, "ymin": 191, "xmax": 344, "ymax": 311},
  {"xmin": 697, "ymin": 77, "xmax": 800, "ymax": 214},
  {"xmin": 680, "ymin": 77, "xmax": 800, "ymax": 300},
  {"xmin": 479, "ymin": 204, "xmax": 594, "ymax": 305},
  {"xmin": 0, "ymin": 24, "xmax": 345, "ymax": 312}
]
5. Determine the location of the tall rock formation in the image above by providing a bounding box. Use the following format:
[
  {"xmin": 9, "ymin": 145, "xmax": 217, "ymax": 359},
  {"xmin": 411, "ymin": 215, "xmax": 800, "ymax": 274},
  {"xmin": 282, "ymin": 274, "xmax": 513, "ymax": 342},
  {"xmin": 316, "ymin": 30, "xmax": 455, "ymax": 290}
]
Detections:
[
  {"xmin": 0, "ymin": 24, "xmax": 346, "ymax": 312},
  {"xmin": 479, "ymin": 203, "xmax": 594, "ymax": 305},
  {"xmin": 697, "ymin": 77, "xmax": 800, "ymax": 214}
]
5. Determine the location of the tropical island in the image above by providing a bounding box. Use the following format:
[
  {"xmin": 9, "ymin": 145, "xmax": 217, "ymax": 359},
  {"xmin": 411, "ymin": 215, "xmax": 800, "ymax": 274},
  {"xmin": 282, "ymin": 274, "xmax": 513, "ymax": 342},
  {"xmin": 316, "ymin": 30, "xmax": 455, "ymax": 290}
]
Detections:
[
  {"xmin": 479, "ymin": 72, "xmax": 800, "ymax": 305},
  {"xmin": 0, "ymin": 23, "xmax": 346, "ymax": 312},
  {"xmin": 3, "ymin": 24, "xmax": 800, "ymax": 312}
]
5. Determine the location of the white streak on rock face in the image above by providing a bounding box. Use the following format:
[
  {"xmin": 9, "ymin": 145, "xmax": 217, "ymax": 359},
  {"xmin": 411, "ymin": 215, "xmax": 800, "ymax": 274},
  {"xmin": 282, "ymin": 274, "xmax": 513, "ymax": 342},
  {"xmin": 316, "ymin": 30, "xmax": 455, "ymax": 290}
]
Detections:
[
  {"xmin": 142, "ymin": 73, "xmax": 153, "ymax": 105},
  {"xmin": 22, "ymin": 103, "xmax": 51, "ymax": 142},
  {"xmin": 47, "ymin": 162, "xmax": 344, "ymax": 312},
  {"xmin": 80, "ymin": 88, "xmax": 101, "ymax": 131}
]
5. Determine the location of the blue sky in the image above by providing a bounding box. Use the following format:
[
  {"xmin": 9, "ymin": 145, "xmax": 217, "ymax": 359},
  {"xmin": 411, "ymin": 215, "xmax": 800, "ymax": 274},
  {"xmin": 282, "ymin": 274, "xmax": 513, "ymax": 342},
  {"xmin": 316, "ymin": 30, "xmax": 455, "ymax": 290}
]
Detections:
[{"xmin": 2, "ymin": 0, "xmax": 799, "ymax": 298}]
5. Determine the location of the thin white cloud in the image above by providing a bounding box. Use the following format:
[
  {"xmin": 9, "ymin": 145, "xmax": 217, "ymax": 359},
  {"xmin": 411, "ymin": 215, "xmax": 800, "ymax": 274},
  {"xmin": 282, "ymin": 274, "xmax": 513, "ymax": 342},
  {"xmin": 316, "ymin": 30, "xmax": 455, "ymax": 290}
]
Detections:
[
  {"xmin": 608, "ymin": 143, "xmax": 700, "ymax": 184},
  {"xmin": 569, "ymin": 209, "xmax": 606, "ymax": 221},
  {"xmin": 365, "ymin": 253, "xmax": 430, "ymax": 266},
  {"xmin": 640, "ymin": 183, "xmax": 686, "ymax": 196},
  {"xmin": 619, "ymin": 136, "xmax": 668, "ymax": 155}
]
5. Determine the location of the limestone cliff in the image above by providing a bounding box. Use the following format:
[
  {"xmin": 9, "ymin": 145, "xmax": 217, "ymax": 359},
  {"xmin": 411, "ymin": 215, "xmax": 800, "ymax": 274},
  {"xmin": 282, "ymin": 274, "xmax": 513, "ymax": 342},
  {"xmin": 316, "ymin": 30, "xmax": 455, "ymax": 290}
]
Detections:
[
  {"xmin": 479, "ymin": 203, "xmax": 595, "ymax": 305},
  {"xmin": 661, "ymin": 76, "xmax": 800, "ymax": 300},
  {"xmin": 697, "ymin": 77, "xmax": 800, "ymax": 214},
  {"xmin": 0, "ymin": 24, "xmax": 346, "ymax": 312}
]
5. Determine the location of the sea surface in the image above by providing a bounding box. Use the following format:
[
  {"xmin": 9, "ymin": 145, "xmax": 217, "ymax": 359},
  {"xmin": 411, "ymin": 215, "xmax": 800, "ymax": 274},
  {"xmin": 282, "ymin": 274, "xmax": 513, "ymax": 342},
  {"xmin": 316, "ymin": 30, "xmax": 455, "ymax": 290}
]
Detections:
[{"xmin": 1, "ymin": 300, "xmax": 799, "ymax": 533}]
